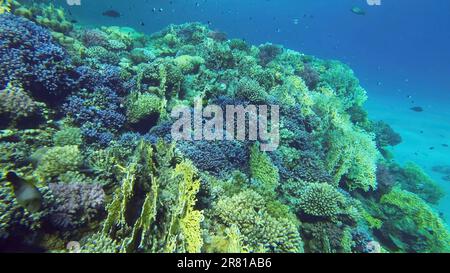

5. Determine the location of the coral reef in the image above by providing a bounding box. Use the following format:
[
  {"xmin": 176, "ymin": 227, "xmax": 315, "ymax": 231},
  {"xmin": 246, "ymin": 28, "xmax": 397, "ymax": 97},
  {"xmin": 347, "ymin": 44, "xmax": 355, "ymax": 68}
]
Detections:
[
  {"xmin": 0, "ymin": 2, "xmax": 448, "ymax": 254},
  {"xmin": 47, "ymin": 183, "xmax": 105, "ymax": 230},
  {"xmin": 0, "ymin": 13, "xmax": 77, "ymax": 101}
]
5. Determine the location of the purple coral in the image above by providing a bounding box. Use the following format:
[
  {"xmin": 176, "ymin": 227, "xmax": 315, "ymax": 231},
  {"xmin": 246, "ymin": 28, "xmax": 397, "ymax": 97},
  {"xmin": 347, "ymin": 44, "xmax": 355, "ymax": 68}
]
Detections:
[
  {"xmin": 47, "ymin": 183, "xmax": 106, "ymax": 230},
  {"xmin": 0, "ymin": 13, "xmax": 78, "ymax": 101},
  {"xmin": 258, "ymin": 44, "xmax": 282, "ymax": 66},
  {"xmin": 80, "ymin": 29, "xmax": 109, "ymax": 47},
  {"xmin": 298, "ymin": 63, "xmax": 320, "ymax": 90},
  {"xmin": 208, "ymin": 30, "xmax": 228, "ymax": 42}
]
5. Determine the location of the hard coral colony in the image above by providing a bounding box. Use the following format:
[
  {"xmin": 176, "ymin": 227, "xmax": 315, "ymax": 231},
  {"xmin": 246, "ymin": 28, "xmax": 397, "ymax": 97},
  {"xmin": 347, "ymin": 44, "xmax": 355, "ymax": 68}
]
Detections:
[{"xmin": 0, "ymin": 1, "xmax": 449, "ymax": 254}]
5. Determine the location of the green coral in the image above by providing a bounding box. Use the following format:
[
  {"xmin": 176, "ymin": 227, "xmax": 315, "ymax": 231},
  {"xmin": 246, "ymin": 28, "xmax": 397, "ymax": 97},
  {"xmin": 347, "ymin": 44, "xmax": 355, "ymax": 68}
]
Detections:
[
  {"xmin": 0, "ymin": 0, "xmax": 12, "ymax": 14},
  {"xmin": 398, "ymin": 162, "xmax": 444, "ymax": 204},
  {"xmin": 173, "ymin": 55, "xmax": 204, "ymax": 74},
  {"xmin": 380, "ymin": 188, "xmax": 450, "ymax": 253},
  {"xmin": 320, "ymin": 60, "xmax": 368, "ymax": 109},
  {"xmin": 80, "ymin": 233, "xmax": 119, "ymax": 253},
  {"xmin": 213, "ymin": 189, "xmax": 303, "ymax": 253},
  {"xmin": 53, "ymin": 127, "xmax": 82, "ymax": 147},
  {"xmin": 325, "ymin": 126, "xmax": 378, "ymax": 191},
  {"xmin": 298, "ymin": 183, "xmax": 345, "ymax": 218},
  {"xmin": 126, "ymin": 92, "xmax": 163, "ymax": 124},
  {"xmin": 249, "ymin": 143, "xmax": 279, "ymax": 194},
  {"xmin": 35, "ymin": 145, "xmax": 83, "ymax": 181},
  {"xmin": 234, "ymin": 77, "xmax": 268, "ymax": 103}
]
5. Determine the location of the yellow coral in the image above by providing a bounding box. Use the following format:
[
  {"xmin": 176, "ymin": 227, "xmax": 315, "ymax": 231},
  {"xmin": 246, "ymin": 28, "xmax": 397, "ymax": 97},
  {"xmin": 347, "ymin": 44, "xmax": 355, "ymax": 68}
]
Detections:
[
  {"xmin": 173, "ymin": 161, "xmax": 204, "ymax": 253},
  {"xmin": 0, "ymin": 0, "xmax": 12, "ymax": 14}
]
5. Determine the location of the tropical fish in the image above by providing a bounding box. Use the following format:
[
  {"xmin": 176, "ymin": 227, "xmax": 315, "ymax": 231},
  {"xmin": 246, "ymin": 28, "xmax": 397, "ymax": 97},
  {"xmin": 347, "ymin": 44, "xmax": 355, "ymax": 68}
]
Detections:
[
  {"xmin": 410, "ymin": 106, "xmax": 424, "ymax": 112},
  {"xmin": 102, "ymin": 10, "xmax": 121, "ymax": 18},
  {"xmin": 351, "ymin": 7, "xmax": 366, "ymax": 16},
  {"xmin": 1, "ymin": 171, "xmax": 43, "ymax": 213}
]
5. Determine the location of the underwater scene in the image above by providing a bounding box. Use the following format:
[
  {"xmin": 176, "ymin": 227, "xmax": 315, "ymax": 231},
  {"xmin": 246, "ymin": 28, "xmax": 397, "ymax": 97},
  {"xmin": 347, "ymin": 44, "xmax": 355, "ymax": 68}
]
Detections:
[{"xmin": 1, "ymin": 0, "xmax": 450, "ymax": 254}]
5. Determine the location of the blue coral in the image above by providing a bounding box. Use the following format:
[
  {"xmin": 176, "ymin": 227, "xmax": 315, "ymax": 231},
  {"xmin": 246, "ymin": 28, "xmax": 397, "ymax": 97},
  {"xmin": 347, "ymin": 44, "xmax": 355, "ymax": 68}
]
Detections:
[
  {"xmin": 0, "ymin": 13, "xmax": 77, "ymax": 100},
  {"xmin": 63, "ymin": 87, "xmax": 125, "ymax": 146}
]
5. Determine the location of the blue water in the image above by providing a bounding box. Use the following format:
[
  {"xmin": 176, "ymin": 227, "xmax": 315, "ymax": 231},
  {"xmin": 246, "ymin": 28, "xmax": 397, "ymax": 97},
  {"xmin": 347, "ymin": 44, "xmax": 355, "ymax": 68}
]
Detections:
[{"xmin": 66, "ymin": 0, "xmax": 450, "ymax": 218}]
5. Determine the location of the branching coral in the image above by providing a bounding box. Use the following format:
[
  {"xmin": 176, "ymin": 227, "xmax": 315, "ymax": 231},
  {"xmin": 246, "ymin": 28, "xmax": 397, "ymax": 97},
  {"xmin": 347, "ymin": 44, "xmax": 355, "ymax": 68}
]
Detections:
[
  {"xmin": 35, "ymin": 145, "xmax": 83, "ymax": 181},
  {"xmin": 53, "ymin": 127, "xmax": 83, "ymax": 147},
  {"xmin": 0, "ymin": 8, "xmax": 442, "ymax": 254},
  {"xmin": 234, "ymin": 77, "xmax": 268, "ymax": 103},
  {"xmin": 47, "ymin": 182, "xmax": 105, "ymax": 230},
  {"xmin": 0, "ymin": 13, "xmax": 77, "ymax": 101},
  {"xmin": 298, "ymin": 183, "xmax": 345, "ymax": 218},
  {"xmin": 213, "ymin": 189, "xmax": 303, "ymax": 253},
  {"xmin": 0, "ymin": 0, "xmax": 12, "ymax": 14},
  {"xmin": 249, "ymin": 143, "xmax": 279, "ymax": 194}
]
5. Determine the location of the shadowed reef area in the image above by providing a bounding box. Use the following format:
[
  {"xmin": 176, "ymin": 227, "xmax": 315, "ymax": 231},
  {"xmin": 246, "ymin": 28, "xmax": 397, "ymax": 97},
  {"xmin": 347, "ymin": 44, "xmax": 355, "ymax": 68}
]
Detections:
[{"xmin": 0, "ymin": 1, "xmax": 449, "ymax": 253}]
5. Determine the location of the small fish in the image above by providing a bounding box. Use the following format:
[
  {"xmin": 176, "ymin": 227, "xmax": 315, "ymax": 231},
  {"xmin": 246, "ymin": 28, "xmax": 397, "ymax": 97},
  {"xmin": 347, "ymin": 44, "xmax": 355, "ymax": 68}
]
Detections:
[
  {"xmin": 2, "ymin": 172, "xmax": 42, "ymax": 213},
  {"xmin": 351, "ymin": 7, "xmax": 366, "ymax": 16},
  {"xmin": 410, "ymin": 106, "xmax": 424, "ymax": 112},
  {"xmin": 442, "ymin": 144, "xmax": 449, "ymax": 147},
  {"xmin": 102, "ymin": 10, "xmax": 121, "ymax": 18},
  {"xmin": 429, "ymin": 146, "xmax": 435, "ymax": 150}
]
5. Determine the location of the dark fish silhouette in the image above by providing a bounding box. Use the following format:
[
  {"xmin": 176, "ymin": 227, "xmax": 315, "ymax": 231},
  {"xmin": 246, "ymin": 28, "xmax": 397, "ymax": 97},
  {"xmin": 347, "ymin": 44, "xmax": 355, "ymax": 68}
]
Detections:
[
  {"xmin": 1, "ymin": 172, "xmax": 43, "ymax": 213},
  {"xmin": 102, "ymin": 10, "xmax": 121, "ymax": 18},
  {"xmin": 410, "ymin": 106, "xmax": 424, "ymax": 112}
]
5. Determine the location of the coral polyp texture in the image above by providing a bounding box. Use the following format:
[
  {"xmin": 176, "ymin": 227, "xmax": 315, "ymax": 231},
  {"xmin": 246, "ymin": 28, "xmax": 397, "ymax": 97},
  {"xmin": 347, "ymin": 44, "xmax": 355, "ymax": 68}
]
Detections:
[{"xmin": 0, "ymin": 3, "xmax": 448, "ymax": 254}]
